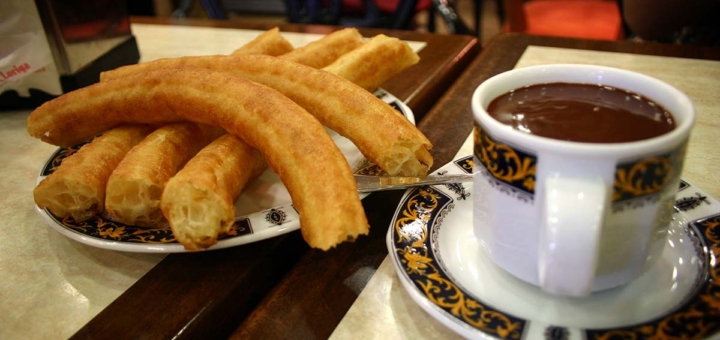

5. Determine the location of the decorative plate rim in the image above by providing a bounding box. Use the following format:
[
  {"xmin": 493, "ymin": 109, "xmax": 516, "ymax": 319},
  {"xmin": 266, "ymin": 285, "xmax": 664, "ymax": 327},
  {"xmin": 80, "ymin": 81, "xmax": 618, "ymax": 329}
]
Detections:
[
  {"xmin": 387, "ymin": 161, "xmax": 720, "ymax": 340},
  {"xmin": 36, "ymin": 89, "xmax": 413, "ymax": 253}
]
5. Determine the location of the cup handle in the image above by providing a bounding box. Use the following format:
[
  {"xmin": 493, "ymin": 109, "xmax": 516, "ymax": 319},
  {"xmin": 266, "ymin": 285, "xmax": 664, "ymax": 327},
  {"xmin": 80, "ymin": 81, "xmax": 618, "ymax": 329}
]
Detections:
[{"xmin": 539, "ymin": 177, "xmax": 607, "ymax": 297}]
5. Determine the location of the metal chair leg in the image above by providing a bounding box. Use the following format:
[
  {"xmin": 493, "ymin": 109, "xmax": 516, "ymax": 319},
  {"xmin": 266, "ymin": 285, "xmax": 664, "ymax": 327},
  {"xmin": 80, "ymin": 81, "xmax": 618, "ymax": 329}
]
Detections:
[{"xmin": 432, "ymin": 0, "xmax": 473, "ymax": 34}]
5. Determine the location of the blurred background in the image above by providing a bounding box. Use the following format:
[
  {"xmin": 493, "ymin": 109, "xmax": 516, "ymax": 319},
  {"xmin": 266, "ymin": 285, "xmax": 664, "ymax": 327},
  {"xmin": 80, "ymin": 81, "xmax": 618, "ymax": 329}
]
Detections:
[
  {"xmin": 126, "ymin": 0, "xmax": 719, "ymax": 46},
  {"xmin": 128, "ymin": 0, "xmax": 502, "ymax": 45}
]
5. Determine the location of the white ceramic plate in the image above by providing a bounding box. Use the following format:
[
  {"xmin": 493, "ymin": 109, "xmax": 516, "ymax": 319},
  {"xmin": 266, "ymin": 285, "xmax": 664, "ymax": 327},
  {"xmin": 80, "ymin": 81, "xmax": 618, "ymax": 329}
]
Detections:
[
  {"xmin": 36, "ymin": 89, "xmax": 413, "ymax": 253},
  {"xmin": 387, "ymin": 157, "xmax": 720, "ymax": 340}
]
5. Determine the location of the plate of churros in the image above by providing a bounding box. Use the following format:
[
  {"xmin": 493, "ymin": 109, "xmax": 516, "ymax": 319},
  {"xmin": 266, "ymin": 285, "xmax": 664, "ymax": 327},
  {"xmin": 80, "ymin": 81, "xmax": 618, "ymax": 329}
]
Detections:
[
  {"xmin": 33, "ymin": 90, "xmax": 417, "ymax": 253},
  {"xmin": 29, "ymin": 27, "xmax": 433, "ymax": 253}
]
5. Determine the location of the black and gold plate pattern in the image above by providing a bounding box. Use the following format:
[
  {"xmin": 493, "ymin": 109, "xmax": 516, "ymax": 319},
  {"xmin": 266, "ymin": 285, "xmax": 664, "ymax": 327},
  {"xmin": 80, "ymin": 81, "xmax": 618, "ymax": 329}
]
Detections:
[
  {"xmin": 453, "ymin": 155, "xmax": 473, "ymax": 174},
  {"xmin": 388, "ymin": 158, "xmax": 720, "ymax": 340},
  {"xmin": 585, "ymin": 214, "xmax": 720, "ymax": 340},
  {"xmin": 612, "ymin": 142, "xmax": 687, "ymax": 211},
  {"xmin": 473, "ymin": 125, "xmax": 537, "ymax": 202},
  {"xmin": 35, "ymin": 89, "xmax": 414, "ymax": 253},
  {"xmin": 391, "ymin": 186, "xmax": 527, "ymax": 339},
  {"xmin": 45, "ymin": 210, "xmax": 252, "ymax": 243}
]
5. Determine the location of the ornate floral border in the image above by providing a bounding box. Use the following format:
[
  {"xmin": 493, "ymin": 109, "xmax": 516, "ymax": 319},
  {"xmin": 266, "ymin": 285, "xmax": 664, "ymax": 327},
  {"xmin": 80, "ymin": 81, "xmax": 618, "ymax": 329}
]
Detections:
[
  {"xmin": 41, "ymin": 142, "xmax": 85, "ymax": 176},
  {"xmin": 46, "ymin": 210, "xmax": 253, "ymax": 243},
  {"xmin": 353, "ymin": 159, "xmax": 386, "ymax": 176},
  {"xmin": 473, "ymin": 125, "xmax": 537, "ymax": 201},
  {"xmin": 585, "ymin": 213, "xmax": 720, "ymax": 340},
  {"xmin": 392, "ymin": 186, "xmax": 526, "ymax": 339},
  {"xmin": 612, "ymin": 142, "xmax": 688, "ymax": 212},
  {"xmin": 391, "ymin": 177, "xmax": 720, "ymax": 340}
]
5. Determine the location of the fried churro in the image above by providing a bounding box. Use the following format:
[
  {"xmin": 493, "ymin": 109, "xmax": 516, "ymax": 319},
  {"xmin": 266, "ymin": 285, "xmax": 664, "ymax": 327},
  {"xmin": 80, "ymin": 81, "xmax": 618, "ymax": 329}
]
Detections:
[
  {"xmin": 33, "ymin": 125, "xmax": 154, "ymax": 221},
  {"xmin": 232, "ymin": 27, "xmax": 294, "ymax": 56},
  {"xmin": 161, "ymin": 134, "xmax": 267, "ymax": 250},
  {"xmin": 105, "ymin": 123, "xmax": 224, "ymax": 226},
  {"xmin": 27, "ymin": 68, "xmax": 369, "ymax": 250},
  {"xmin": 278, "ymin": 28, "xmax": 363, "ymax": 68},
  {"xmin": 26, "ymin": 87, "xmax": 184, "ymax": 148},
  {"xmin": 322, "ymin": 34, "xmax": 420, "ymax": 91},
  {"xmin": 99, "ymin": 55, "xmax": 433, "ymax": 176}
]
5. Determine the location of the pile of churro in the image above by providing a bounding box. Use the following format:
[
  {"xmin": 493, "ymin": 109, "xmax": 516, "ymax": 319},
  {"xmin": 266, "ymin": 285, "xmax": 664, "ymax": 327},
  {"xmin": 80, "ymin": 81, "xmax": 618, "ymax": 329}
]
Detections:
[{"xmin": 28, "ymin": 28, "xmax": 432, "ymax": 251}]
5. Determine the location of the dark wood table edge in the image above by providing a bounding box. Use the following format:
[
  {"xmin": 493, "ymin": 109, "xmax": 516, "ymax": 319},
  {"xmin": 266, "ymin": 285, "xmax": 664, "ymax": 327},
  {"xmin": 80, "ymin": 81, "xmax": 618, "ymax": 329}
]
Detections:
[{"xmin": 71, "ymin": 19, "xmax": 480, "ymax": 340}]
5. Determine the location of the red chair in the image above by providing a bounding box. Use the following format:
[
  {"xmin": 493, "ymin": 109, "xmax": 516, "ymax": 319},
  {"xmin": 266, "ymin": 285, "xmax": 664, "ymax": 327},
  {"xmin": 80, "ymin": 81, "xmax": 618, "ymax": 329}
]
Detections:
[
  {"xmin": 502, "ymin": 0, "xmax": 625, "ymax": 40},
  {"xmin": 335, "ymin": 0, "xmax": 434, "ymax": 30}
]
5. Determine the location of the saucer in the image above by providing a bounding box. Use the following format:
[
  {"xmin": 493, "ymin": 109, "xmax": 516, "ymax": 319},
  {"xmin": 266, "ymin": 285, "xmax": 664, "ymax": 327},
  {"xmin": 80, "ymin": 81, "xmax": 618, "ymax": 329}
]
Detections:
[
  {"xmin": 35, "ymin": 89, "xmax": 411, "ymax": 253},
  {"xmin": 387, "ymin": 157, "xmax": 720, "ymax": 340}
]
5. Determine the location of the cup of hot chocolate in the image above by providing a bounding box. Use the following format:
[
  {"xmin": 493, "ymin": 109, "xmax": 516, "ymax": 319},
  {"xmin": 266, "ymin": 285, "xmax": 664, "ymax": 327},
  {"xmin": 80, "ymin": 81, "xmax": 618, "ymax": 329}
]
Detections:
[{"xmin": 472, "ymin": 64, "xmax": 695, "ymax": 297}]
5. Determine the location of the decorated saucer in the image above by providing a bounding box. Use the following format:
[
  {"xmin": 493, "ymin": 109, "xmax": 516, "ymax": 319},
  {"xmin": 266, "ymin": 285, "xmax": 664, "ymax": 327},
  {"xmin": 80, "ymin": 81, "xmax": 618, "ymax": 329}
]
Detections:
[
  {"xmin": 35, "ymin": 89, "xmax": 411, "ymax": 253},
  {"xmin": 387, "ymin": 156, "xmax": 720, "ymax": 340}
]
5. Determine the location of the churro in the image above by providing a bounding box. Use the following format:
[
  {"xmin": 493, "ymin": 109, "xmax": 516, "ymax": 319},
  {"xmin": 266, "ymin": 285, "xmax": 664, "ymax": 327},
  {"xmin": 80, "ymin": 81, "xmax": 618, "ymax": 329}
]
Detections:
[
  {"xmin": 232, "ymin": 27, "xmax": 294, "ymax": 56},
  {"xmin": 100, "ymin": 55, "xmax": 433, "ymax": 176},
  {"xmin": 27, "ymin": 87, "xmax": 183, "ymax": 147},
  {"xmin": 27, "ymin": 68, "xmax": 369, "ymax": 249},
  {"xmin": 322, "ymin": 34, "xmax": 420, "ymax": 91},
  {"xmin": 33, "ymin": 125, "xmax": 154, "ymax": 221},
  {"xmin": 278, "ymin": 28, "xmax": 363, "ymax": 68},
  {"xmin": 161, "ymin": 134, "xmax": 267, "ymax": 250},
  {"xmin": 105, "ymin": 123, "xmax": 224, "ymax": 226}
]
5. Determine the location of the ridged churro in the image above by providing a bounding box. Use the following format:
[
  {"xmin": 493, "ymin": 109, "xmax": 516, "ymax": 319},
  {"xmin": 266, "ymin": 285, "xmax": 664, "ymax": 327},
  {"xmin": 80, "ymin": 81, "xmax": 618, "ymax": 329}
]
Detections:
[
  {"xmin": 33, "ymin": 125, "xmax": 154, "ymax": 221},
  {"xmin": 161, "ymin": 134, "xmax": 267, "ymax": 251},
  {"xmin": 27, "ymin": 68, "xmax": 369, "ymax": 249},
  {"xmin": 278, "ymin": 28, "xmax": 363, "ymax": 68},
  {"xmin": 323, "ymin": 34, "xmax": 420, "ymax": 91},
  {"xmin": 99, "ymin": 55, "xmax": 433, "ymax": 176},
  {"xmin": 26, "ymin": 87, "xmax": 183, "ymax": 148},
  {"xmin": 105, "ymin": 123, "xmax": 224, "ymax": 226},
  {"xmin": 232, "ymin": 27, "xmax": 294, "ymax": 56}
]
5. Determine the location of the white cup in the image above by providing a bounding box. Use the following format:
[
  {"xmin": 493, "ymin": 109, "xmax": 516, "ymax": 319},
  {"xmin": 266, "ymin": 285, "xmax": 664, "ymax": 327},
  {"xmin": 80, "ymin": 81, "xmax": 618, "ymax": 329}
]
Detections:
[{"xmin": 471, "ymin": 64, "xmax": 695, "ymax": 297}]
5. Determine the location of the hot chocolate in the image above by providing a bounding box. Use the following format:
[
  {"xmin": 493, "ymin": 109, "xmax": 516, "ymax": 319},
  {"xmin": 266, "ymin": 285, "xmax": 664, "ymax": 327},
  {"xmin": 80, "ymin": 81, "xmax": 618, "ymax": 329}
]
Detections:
[{"xmin": 487, "ymin": 82, "xmax": 676, "ymax": 143}]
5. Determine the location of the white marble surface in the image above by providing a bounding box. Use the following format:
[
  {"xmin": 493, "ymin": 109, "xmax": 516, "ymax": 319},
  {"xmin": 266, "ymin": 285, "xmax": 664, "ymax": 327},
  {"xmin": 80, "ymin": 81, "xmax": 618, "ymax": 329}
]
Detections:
[
  {"xmin": 130, "ymin": 23, "xmax": 426, "ymax": 61},
  {"xmin": 330, "ymin": 46, "xmax": 720, "ymax": 339},
  {"xmin": 0, "ymin": 23, "xmax": 426, "ymax": 339},
  {"xmin": 0, "ymin": 111, "xmax": 165, "ymax": 340}
]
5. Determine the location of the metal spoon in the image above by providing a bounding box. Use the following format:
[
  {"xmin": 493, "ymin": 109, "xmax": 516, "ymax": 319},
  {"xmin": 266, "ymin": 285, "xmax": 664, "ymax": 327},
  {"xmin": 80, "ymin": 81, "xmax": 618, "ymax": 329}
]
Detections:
[{"xmin": 354, "ymin": 173, "xmax": 474, "ymax": 192}]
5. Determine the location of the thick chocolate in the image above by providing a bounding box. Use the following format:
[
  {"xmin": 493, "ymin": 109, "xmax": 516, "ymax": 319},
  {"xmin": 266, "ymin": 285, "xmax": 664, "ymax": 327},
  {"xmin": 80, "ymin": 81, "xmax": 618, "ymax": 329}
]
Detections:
[{"xmin": 487, "ymin": 82, "xmax": 676, "ymax": 143}]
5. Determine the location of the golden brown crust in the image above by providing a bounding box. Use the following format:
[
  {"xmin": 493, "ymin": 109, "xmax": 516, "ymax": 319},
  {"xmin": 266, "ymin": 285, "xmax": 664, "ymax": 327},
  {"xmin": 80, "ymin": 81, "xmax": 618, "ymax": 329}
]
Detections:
[
  {"xmin": 33, "ymin": 125, "xmax": 154, "ymax": 221},
  {"xmin": 161, "ymin": 134, "xmax": 267, "ymax": 251},
  {"xmin": 278, "ymin": 28, "xmax": 363, "ymax": 68},
  {"xmin": 105, "ymin": 123, "xmax": 224, "ymax": 226},
  {"xmin": 28, "ymin": 68, "xmax": 369, "ymax": 250},
  {"xmin": 232, "ymin": 27, "xmax": 294, "ymax": 56},
  {"xmin": 322, "ymin": 34, "xmax": 420, "ymax": 91},
  {"xmin": 100, "ymin": 55, "xmax": 433, "ymax": 175},
  {"xmin": 27, "ymin": 83, "xmax": 184, "ymax": 147}
]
